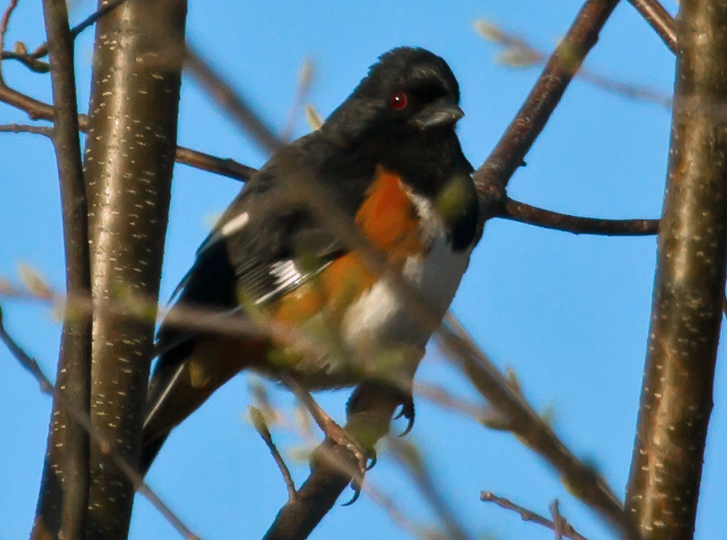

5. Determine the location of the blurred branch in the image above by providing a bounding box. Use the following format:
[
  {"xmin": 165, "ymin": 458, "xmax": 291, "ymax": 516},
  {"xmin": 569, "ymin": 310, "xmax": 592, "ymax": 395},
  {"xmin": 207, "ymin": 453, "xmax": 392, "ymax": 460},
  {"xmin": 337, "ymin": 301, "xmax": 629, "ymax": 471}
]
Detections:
[
  {"xmin": 626, "ymin": 0, "xmax": 677, "ymax": 53},
  {"xmin": 0, "ymin": 305, "xmax": 200, "ymax": 540},
  {"xmin": 0, "ymin": 278, "xmax": 326, "ymax": 361},
  {"xmin": 389, "ymin": 438, "xmax": 472, "ymax": 540},
  {"xmin": 439, "ymin": 314, "xmax": 639, "ymax": 539},
  {"xmin": 500, "ymin": 198, "xmax": 660, "ymax": 236},
  {"xmin": 474, "ymin": 0, "xmax": 623, "ymax": 233},
  {"xmin": 185, "ymin": 43, "xmax": 283, "ymax": 154},
  {"xmin": 414, "ymin": 381, "xmax": 499, "ymax": 424},
  {"xmin": 625, "ymin": 1, "xmax": 727, "ymax": 537},
  {"xmin": 1, "ymin": 0, "xmax": 127, "ymax": 73},
  {"xmin": 474, "ymin": 19, "xmax": 672, "ymax": 109},
  {"xmin": 281, "ymin": 59, "xmax": 314, "ymax": 140},
  {"xmin": 32, "ymin": 0, "xmax": 90, "ymax": 538},
  {"xmin": 481, "ymin": 492, "xmax": 589, "ymax": 540}
]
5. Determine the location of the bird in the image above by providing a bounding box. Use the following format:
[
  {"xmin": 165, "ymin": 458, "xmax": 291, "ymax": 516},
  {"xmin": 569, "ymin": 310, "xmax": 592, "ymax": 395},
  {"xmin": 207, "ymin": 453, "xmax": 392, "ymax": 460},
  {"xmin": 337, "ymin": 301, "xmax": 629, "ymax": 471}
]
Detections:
[{"xmin": 140, "ymin": 46, "xmax": 480, "ymax": 474}]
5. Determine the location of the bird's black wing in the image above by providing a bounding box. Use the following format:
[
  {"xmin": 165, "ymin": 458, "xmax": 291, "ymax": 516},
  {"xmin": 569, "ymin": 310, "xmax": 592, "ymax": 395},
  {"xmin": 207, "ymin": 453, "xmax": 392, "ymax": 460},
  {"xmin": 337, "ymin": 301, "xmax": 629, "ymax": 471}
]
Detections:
[{"xmin": 154, "ymin": 172, "xmax": 347, "ymax": 366}]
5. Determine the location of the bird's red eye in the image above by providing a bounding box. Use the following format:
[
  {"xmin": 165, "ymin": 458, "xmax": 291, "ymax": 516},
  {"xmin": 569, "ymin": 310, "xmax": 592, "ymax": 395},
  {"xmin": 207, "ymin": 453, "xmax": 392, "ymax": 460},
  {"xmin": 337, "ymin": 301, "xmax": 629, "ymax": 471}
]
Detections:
[{"xmin": 389, "ymin": 90, "xmax": 408, "ymax": 110}]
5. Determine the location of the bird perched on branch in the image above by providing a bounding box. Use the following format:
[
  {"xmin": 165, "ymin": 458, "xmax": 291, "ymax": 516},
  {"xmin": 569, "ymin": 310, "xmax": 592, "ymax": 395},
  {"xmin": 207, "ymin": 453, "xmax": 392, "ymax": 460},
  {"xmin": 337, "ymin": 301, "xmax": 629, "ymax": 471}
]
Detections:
[{"xmin": 141, "ymin": 47, "xmax": 480, "ymax": 474}]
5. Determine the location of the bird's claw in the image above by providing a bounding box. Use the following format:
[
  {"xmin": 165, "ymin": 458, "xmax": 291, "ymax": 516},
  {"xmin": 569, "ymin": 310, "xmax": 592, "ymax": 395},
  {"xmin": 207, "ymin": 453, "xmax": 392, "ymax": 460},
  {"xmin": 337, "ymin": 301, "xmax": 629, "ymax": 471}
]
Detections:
[{"xmin": 395, "ymin": 395, "xmax": 415, "ymax": 436}]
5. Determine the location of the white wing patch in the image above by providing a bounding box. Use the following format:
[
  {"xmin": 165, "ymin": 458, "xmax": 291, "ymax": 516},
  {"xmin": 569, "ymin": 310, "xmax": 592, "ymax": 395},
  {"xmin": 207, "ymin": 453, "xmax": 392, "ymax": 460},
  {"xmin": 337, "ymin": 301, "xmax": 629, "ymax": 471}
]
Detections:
[
  {"xmin": 254, "ymin": 260, "xmax": 306, "ymax": 305},
  {"xmin": 220, "ymin": 212, "xmax": 249, "ymax": 237}
]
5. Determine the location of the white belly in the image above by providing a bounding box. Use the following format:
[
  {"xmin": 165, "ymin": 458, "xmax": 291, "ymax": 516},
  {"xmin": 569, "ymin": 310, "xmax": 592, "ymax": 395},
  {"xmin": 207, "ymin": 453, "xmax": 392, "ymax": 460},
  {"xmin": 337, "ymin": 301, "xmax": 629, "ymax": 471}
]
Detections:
[{"xmin": 341, "ymin": 237, "xmax": 472, "ymax": 348}]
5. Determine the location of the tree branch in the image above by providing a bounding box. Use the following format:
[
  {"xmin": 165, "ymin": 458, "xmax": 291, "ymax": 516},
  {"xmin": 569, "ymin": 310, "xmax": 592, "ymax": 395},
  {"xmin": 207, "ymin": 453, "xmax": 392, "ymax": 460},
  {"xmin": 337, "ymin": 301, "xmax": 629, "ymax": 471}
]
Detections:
[
  {"xmin": 82, "ymin": 0, "xmax": 187, "ymax": 537},
  {"xmin": 474, "ymin": 0, "xmax": 622, "ymax": 234},
  {"xmin": 31, "ymin": 1, "xmax": 91, "ymax": 538},
  {"xmin": 626, "ymin": 0, "xmax": 677, "ymax": 53},
  {"xmin": 0, "ymin": 122, "xmax": 51, "ymax": 135},
  {"xmin": 625, "ymin": 1, "xmax": 727, "ymax": 537},
  {"xmin": 1, "ymin": 0, "xmax": 127, "ymax": 73},
  {"xmin": 262, "ymin": 382, "xmax": 403, "ymax": 540},
  {"xmin": 481, "ymin": 492, "xmax": 590, "ymax": 540},
  {"xmin": 501, "ymin": 199, "xmax": 660, "ymax": 235},
  {"xmin": 0, "ymin": 305, "xmax": 199, "ymax": 540}
]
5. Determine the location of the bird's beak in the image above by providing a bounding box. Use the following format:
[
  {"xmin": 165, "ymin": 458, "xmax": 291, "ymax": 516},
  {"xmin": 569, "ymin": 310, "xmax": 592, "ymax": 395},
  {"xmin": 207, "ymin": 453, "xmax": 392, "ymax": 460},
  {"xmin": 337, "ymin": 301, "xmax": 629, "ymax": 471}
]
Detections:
[{"xmin": 410, "ymin": 99, "xmax": 464, "ymax": 130}]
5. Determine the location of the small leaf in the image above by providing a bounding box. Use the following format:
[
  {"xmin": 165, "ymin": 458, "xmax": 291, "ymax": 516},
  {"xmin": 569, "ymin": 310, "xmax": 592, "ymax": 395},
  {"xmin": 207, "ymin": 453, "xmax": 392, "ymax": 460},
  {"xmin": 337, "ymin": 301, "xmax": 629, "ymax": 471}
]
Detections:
[
  {"xmin": 473, "ymin": 19, "xmax": 505, "ymax": 43},
  {"xmin": 249, "ymin": 406, "xmax": 269, "ymax": 436},
  {"xmin": 297, "ymin": 59, "xmax": 315, "ymax": 91},
  {"xmin": 249, "ymin": 377, "xmax": 280, "ymax": 426},
  {"xmin": 18, "ymin": 263, "xmax": 53, "ymax": 300},
  {"xmin": 0, "ymin": 277, "xmax": 14, "ymax": 296},
  {"xmin": 504, "ymin": 367, "xmax": 521, "ymax": 393},
  {"xmin": 293, "ymin": 403, "xmax": 313, "ymax": 436},
  {"xmin": 304, "ymin": 104, "xmax": 323, "ymax": 130},
  {"xmin": 287, "ymin": 444, "xmax": 313, "ymax": 463},
  {"xmin": 497, "ymin": 46, "xmax": 541, "ymax": 68}
]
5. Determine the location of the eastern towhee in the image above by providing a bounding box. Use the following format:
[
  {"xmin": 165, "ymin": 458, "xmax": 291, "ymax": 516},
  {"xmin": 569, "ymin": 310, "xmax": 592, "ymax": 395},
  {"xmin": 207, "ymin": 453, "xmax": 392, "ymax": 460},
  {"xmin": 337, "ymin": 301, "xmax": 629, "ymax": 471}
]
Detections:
[{"xmin": 141, "ymin": 47, "xmax": 480, "ymax": 473}]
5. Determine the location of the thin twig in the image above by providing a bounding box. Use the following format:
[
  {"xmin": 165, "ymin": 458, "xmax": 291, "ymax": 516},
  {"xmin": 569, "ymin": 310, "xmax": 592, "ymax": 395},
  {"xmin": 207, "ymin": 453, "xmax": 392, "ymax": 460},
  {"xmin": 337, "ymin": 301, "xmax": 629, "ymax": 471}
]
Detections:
[
  {"xmin": 474, "ymin": 0, "xmax": 625, "ymax": 232},
  {"xmin": 0, "ymin": 279, "xmax": 326, "ymax": 361},
  {"xmin": 501, "ymin": 199, "xmax": 660, "ymax": 236},
  {"xmin": 250, "ymin": 406, "xmax": 297, "ymax": 501},
  {"xmin": 475, "ymin": 18, "xmax": 672, "ymax": 109},
  {"xmin": 550, "ymin": 499, "xmax": 564, "ymax": 540},
  {"xmin": 281, "ymin": 59, "xmax": 314, "ymax": 140},
  {"xmin": 1, "ymin": 0, "xmax": 127, "ymax": 73},
  {"xmin": 0, "ymin": 305, "xmax": 200, "ymax": 540},
  {"xmin": 0, "ymin": 122, "xmax": 51, "ymax": 136},
  {"xmin": 175, "ymin": 146, "xmax": 256, "ymax": 181},
  {"xmin": 626, "ymin": 0, "xmax": 677, "ymax": 53},
  {"xmin": 481, "ymin": 492, "xmax": 590, "ymax": 540},
  {"xmin": 0, "ymin": 0, "xmax": 20, "ymax": 80}
]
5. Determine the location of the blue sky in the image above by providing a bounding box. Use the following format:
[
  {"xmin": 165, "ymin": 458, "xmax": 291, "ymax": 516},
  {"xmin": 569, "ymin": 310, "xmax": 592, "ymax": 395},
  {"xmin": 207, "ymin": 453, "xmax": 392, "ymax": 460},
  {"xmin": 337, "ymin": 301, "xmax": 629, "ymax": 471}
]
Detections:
[{"xmin": 1, "ymin": 0, "xmax": 724, "ymax": 539}]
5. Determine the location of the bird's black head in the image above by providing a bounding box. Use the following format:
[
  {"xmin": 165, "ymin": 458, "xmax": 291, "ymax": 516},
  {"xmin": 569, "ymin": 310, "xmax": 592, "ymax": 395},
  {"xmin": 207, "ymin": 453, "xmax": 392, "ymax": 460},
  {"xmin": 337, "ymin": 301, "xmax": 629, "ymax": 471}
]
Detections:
[
  {"xmin": 323, "ymin": 47, "xmax": 464, "ymax": 145},
  {"xmin": 316, "ymin": 47, "xmax": 478, "ymax": 251}
]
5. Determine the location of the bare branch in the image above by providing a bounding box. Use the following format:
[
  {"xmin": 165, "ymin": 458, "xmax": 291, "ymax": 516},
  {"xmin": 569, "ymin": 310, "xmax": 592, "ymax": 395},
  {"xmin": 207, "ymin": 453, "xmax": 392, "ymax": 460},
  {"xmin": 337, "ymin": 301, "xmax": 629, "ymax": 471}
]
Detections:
[
  {"xmin": 481, "ymin": 492, "xmax": 590, "ymax": 540},
  {"xmin": 176, "ymin": 146, "xmax": 255, "ymax": 181},
  {"xmin": 0, "ymin": 122, "xmax": 51, "ymax": 136},
  {"xmin": 1, "ymin": 0, "xmax": 127, "ymax": 73},
  {"xmin": 263, "ymin": 382, "xmax": 404, "ymax": 540},
  {"xmin": 625, "ymin": 1, "xmax": 727, "ymax": 536},
  {"xmin": 474, "ymin": 0, "xmax": 622, "ymax": 233},
  {"xmin": 250, "ymin": 406, "xmax": 297, "ymax": 502},
  {"xmin": 81, "ymin": 0, "xmax": 186, "ymax": 536},
  {"xmin": 501, "ymin": 198, "xmax": 660, "ymax": 236},
  {"xmin": 0, "ymin": 0, "xmax": 19, "ymax": 80},
  {"xmin": 550, "ymin": 500, "xmax": 564, "ymax": 540},
  {"xmin": 0, "ymin": 305, "xmax": 200, "ymax": 540},
  {"xmin": 32, "ymin": 0, "xmax": 90, "ymax": 537},
  {"xmin": 626, "ymin": 0, "xmax": 677, "ymax": 53}
]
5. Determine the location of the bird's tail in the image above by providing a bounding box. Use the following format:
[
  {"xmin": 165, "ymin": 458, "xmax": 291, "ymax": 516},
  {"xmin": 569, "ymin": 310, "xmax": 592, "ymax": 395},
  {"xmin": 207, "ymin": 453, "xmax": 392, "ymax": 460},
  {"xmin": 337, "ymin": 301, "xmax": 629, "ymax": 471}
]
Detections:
[{"xmin": 140, "ymin": 334, "xmax": 267, "ymax": 474}]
